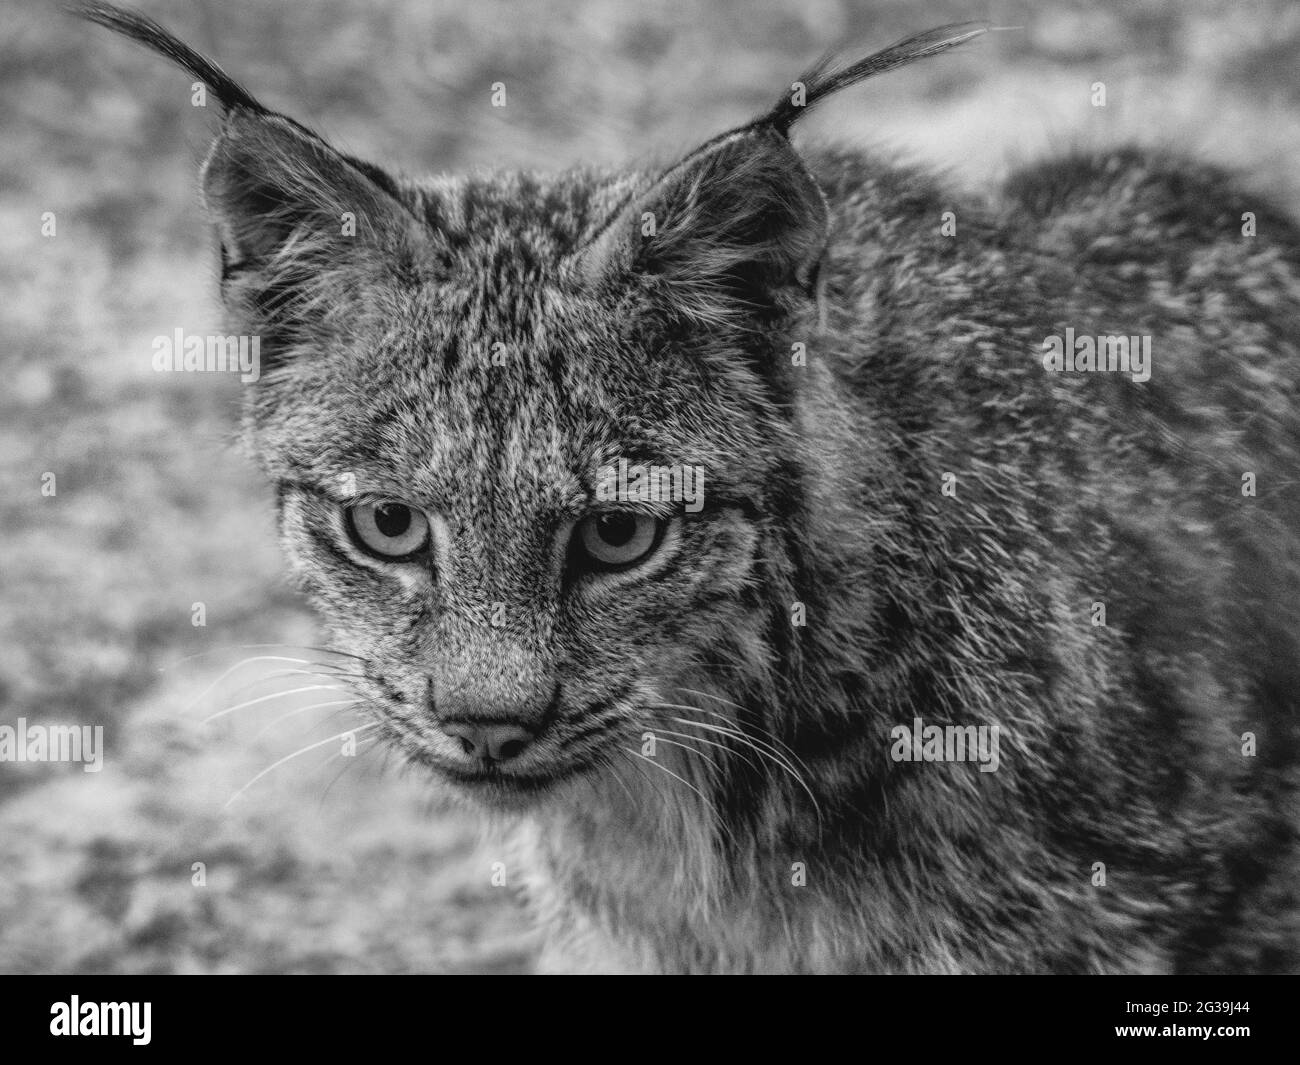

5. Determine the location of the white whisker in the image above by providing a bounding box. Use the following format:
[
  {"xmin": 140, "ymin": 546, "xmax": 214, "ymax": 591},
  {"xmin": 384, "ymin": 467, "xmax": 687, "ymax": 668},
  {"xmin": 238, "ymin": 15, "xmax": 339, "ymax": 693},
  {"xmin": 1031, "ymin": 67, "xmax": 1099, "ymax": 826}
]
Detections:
[
  {"xmin": 673, "ymin": 688, "xmax": 813, "ymax": 773},
  {"xmin": 648, "ymin": 728, "xmax": 760, "ymax": 774},
  {"xmin": 666, "ymin": 714, "xmax": 823, "ymax": 827},
  {"xmin": 250, "ymin": 699, "xmax": 363, "ymax": 741},
  {"xmin": 622, "ymin": 747, "xmax": 712, "ymax": 806},
  {"xmin": 650, "ymin": 736, "xmax": 723, "ymax": 777},
  {"xmin": 179, "ymin": 656, "xmax": 328, "ymax": 715},
  {"xmin": 188, "ymin": 666, "xmax": 368, "ymax": 717},
  {"xmin": 163, "ymin": 643, "xmax": 369, "ymax": 670},
  {"xmin": 657, "ymin": 703, "xmax": 811, "ymax": 780},
  {"xmin": 319, "ymin": 735, "xmax": 386, "ymax": 805},
  {"xmin": 224, "ymin": 723, "xmax": 381, "ymax": 810},
  {"xmin": 202, "ymin": 684, "xmax": 345, "ymax": 726}
]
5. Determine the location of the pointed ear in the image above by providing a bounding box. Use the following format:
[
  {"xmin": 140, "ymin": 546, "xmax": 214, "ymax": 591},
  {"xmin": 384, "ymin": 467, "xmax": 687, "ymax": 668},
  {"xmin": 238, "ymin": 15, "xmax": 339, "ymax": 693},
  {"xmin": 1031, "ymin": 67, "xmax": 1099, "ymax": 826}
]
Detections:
[
  {"xmin": 569, "ymin": 21, "xmax": 991, "ymax": 327},
  {"xmin": 77, "ymin": 1, "xmax": 421, "ymax": 269},
  {"xmin": 572, "ymin": 126, "xmax": 828, "ymax": 326},
  {"xmin": 200, "ymin": 110, "xmax": 420, "ymax": 275}
]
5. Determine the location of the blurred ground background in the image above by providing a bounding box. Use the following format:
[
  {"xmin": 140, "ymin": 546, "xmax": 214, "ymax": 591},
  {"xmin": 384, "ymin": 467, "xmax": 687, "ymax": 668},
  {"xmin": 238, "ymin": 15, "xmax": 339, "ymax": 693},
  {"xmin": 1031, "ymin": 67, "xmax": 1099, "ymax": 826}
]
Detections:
[{"xmin": 1, "ymin": 0, "xmax": 1298, "ymax": 974}]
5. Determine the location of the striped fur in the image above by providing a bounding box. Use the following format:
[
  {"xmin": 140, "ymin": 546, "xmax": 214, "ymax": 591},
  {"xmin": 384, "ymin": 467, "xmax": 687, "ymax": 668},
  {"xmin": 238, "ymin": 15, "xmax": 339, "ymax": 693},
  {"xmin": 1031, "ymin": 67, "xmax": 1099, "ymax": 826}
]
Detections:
[{"xmin": 81, "ymin": 4, "xmax": 1300, "ymax": 973}]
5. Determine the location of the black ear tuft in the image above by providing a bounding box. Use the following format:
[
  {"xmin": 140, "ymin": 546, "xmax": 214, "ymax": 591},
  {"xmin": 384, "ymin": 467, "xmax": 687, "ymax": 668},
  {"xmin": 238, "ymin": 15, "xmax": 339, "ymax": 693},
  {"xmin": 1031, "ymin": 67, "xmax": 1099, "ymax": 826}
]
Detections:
[
  {"xmin": 72, "ymin": 1, "xmax": 265, "ymax": 114},
  {"xmin": 75, "ymin": 1, "xmax": 420, "ymax": 274},
  {"xmin": 761, "ymin": 22, "xmax": 988, "ymax": 136},
  {"xmin": 574, "ymin": 22, "xmax": 988, "ymax": 330}
]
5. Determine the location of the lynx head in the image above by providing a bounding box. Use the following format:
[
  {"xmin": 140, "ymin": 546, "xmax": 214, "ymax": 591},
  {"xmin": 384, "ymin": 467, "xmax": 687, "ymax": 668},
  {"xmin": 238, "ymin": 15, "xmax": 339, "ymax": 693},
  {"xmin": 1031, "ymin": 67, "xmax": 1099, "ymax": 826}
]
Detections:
[{"xmin": 81, "ymin": 3, "xmax": 983, "ymax": 809}]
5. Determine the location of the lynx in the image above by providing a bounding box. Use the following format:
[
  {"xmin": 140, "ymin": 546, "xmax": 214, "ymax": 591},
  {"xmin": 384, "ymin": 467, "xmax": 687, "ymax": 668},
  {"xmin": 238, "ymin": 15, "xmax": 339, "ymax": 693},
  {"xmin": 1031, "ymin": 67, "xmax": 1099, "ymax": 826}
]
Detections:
[{"xmin": 81, "ymin": 3, "xmax": 1300, "ymax": 973}]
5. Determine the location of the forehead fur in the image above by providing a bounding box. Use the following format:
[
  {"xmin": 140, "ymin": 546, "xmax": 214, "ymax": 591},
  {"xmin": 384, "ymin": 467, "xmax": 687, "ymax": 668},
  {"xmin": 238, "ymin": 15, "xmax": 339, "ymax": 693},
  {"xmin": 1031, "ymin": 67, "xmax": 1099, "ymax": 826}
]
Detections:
[{"xmin": 246, "ymin": 167, "xmax": 793, "ymax": 524}]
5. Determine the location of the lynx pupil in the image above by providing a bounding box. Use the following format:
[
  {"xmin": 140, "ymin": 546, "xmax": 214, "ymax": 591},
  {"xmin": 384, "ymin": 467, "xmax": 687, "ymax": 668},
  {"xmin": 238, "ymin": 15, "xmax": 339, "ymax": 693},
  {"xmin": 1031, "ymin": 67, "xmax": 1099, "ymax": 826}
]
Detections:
[
  {"xmin": 595, "ymin": 513, "xmax": 635, "ymax": 547},
  {"xmin": 375, "ymin": 503, "xmax": 411, "ymax": 539}
]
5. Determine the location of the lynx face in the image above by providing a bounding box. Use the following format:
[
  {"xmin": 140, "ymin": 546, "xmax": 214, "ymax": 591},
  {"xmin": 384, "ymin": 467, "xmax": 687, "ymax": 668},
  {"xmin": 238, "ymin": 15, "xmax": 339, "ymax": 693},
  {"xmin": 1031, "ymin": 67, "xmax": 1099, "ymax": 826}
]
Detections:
[
  {"xmin": 253, "ymin": 170, "xmax": 807, "ymax": 808},
  {"xmin": 75, "ymin": 3, "xmax": 972, "ymax": 813}
]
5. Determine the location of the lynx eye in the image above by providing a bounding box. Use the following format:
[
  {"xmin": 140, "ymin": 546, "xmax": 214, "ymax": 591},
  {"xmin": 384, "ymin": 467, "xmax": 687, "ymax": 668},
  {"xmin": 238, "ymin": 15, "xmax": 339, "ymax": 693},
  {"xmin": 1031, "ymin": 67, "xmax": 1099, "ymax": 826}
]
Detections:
[
  {"xmin": 346, "ymin": 500, "xmax": 430, "ymax": 560},
  {"xmin": 575, "ymin": 512, "xmax": 663, "ymax": 570}
]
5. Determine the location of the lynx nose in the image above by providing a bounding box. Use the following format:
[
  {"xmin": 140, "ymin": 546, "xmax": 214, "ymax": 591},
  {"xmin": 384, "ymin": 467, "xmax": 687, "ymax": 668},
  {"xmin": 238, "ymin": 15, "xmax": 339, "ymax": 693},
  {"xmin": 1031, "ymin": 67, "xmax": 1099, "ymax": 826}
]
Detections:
[{"xmin": 441, "ymin": 721, "xmax": 535, "ymax": 764}]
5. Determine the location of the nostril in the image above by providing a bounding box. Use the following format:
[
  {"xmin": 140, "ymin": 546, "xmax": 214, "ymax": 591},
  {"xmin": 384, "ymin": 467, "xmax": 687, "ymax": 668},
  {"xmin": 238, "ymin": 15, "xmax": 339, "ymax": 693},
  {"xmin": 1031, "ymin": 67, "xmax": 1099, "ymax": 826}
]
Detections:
[
  {"xmin": 483, "ymin": 724, "xmax": 535, "ymax": 762},
  {"xmin": 496, "ymin": 736, "xmax": 529, "ymax": 761},
  {"xmin": 441, "ymin": 722, "xmax": 483, "ymax": 759},
  {"xmin": 441, "ymin": 721, "xmax": 536, "ymax": 764}
]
